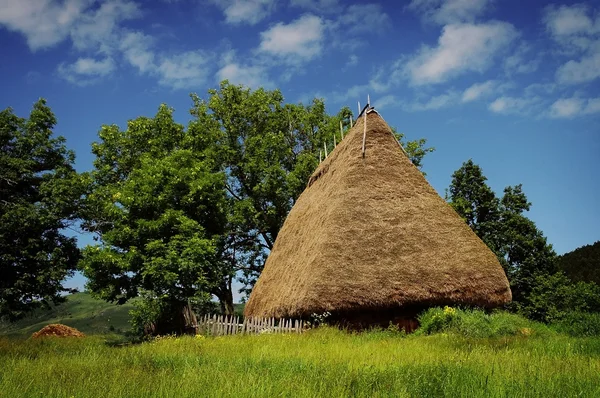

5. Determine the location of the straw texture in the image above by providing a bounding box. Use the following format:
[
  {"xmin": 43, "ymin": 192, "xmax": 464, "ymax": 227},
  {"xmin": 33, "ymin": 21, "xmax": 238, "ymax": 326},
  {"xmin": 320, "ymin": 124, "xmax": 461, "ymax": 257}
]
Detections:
[{"xmin": 244, "ymin": 112, "xmax": 511, "ymax": 319}]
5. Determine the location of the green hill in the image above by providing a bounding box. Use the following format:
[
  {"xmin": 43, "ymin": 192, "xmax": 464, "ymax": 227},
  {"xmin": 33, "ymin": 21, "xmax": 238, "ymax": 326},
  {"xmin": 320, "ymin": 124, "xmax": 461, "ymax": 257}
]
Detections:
[
  {"xmin": 0, "ymin": 292, "xmax": 135, "ymax": 338},
  {"xmin": 0, "ymin": 292, "xmax": 246, "ymax": 339}
]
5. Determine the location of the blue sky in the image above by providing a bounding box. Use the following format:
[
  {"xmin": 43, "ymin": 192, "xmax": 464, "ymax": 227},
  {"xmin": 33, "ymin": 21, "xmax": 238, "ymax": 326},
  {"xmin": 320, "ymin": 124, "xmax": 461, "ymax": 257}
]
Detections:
[{"xmin": 1, "ymin": 0, "xmax": 599, "ymax": 296}]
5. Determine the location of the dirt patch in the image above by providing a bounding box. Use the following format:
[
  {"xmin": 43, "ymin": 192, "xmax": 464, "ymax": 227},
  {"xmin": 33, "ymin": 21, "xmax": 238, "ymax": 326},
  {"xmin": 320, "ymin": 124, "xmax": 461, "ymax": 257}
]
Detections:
[{"xmin": 31, "ymin": 324, "xmax": 85, "ymax": 338}]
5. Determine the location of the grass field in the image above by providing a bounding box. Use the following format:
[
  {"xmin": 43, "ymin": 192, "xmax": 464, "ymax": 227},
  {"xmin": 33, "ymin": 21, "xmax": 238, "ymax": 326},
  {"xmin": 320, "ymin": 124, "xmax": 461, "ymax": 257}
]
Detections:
[{"xmin": 1, "ymin": 326, "xmax": 599, "ymax": 397}]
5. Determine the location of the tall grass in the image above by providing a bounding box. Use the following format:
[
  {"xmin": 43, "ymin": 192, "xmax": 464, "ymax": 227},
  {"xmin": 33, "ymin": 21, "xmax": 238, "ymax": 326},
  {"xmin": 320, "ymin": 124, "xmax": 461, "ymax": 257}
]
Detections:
[{"xmin": 1, "ymin": 326, "xmax": 600, "ymax": 397}]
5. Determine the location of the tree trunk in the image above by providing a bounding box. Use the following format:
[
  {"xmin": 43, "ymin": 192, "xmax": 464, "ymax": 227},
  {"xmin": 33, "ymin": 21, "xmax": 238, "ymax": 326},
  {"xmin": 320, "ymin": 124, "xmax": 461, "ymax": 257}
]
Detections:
[{"xmin": 217, "ymin": 278, "xmax": 235, "ymax": 315}]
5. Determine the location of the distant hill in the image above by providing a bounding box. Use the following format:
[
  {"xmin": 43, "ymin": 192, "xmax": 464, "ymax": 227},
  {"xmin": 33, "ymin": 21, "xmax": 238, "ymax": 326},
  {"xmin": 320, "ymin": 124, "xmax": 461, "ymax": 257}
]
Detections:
[
  {"xmin": 559, "ymin": 241, "xmax": 600, "ymax": 285},
  {"xmin": 0, "ymin": 292, "xmax": 135, "ymax": 338},
  {"xmin": 0, "ymin": 292, "xmax": 246, "ymax": 339}
]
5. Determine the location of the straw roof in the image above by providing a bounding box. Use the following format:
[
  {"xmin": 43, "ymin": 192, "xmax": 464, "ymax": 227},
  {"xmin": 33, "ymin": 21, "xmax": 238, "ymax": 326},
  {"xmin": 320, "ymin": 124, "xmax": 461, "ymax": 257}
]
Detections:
[{"xmin": 244, "ymin": 110, "xmax": 511, "ymax": 319}]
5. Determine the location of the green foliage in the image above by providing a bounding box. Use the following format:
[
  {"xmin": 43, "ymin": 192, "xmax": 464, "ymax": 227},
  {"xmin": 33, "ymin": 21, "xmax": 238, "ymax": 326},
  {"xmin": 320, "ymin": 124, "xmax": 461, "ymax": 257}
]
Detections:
[
  {"xmin": 190, "ymin": 81, "xmax": 435, "ymax": 295},
  {"xmin": 519, "ymin": 272, "xmax": 600, "ymax": 323},
  {"xmin": 446, "ymin": 160, "xmax": 558, "ymax": 303},
  {"xmin": 80, "ymin": 82, "xmax": 435, "ymax": 333},
  {"xmin": 416, "ymin": 307, "xmax": 551, "ymax": 338},
  {"xmin": 552, "ymin": 311, "xmax": 600, "ymax": 337},
  {"xmin": 2, "ymin": 329, "xmax": 600, "ymax": 397},
  {"xmin": 80, "ymin": 104, "xmax": 228, "ymax": 334},
  {"xmin": 558, "ymin": 240, "xmax": 600, "ymax": 285},
  {"xmin": 0, "ymin": 99, "xmax": 83, "ymax": 321}
]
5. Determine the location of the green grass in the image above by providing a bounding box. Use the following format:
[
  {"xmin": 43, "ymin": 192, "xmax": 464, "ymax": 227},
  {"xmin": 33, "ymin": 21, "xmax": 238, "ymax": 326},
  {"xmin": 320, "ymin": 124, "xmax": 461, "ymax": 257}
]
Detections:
[
  {"xmin": 0, "ymin": 292, "xmax": 135, "ymax": 338},
  {"xmin": 1, "ymin": 327, "xmax": 599, "ymax": 397}
]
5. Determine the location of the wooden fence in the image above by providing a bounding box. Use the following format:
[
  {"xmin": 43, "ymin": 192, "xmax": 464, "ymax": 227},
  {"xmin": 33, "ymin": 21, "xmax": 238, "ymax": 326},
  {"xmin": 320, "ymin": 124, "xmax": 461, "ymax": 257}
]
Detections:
[{"xmin": 195, "ymin": 314, "xmax": 305, "ymax": 336}]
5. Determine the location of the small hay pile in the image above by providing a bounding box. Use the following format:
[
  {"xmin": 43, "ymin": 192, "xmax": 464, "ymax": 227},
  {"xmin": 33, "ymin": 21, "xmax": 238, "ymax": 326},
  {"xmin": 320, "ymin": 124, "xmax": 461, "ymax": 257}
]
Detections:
[
  {"xmin": 31, "ymin": 324, "xmax": 85, "ymax": 338},
  {"xmin": 245, "ymin": 111, "xmax": 511, "ymax": 320}
]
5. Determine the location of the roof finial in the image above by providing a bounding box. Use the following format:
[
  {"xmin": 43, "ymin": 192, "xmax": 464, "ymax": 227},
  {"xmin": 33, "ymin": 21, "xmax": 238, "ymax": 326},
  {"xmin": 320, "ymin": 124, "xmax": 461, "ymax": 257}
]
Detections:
[{"xmin": 367, "ymin": 94, "xmax": 371, "ymax": 107}]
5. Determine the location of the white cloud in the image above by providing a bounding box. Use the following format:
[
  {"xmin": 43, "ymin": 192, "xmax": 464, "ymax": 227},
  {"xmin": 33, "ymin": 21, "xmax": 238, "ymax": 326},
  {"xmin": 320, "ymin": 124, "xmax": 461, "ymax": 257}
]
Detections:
[
  {"xmin": 543, "ymin": 5, "xmax": 600, "ymax": 85},
  {"xmin": 216, "ymin": 51, "xmax": 272, "ymax": 88},
  {"xmin": 556, "ymin": 47, "xmax": 600, "ymax": 84},
  {"xmin": 409, "ymin": 91, "xmax": 459, "ymax": 111},
  {"xmin": 337, "ymin": 4, "xmax": 390, "ymax": 34},
  {"xmin": 213, "ymin": 0, "xmax": 276, "ymax": 25},
  {"xmin": 373, "ymin": 95, "xmax": 399, "ymax": 110},
  {"xmin": 0, "ymin": 0, "xmax": 140, "ymax": 51},
  {"xmin": 462, "ymin": 80, "xmax": 497, "ymax": 102},
  {"xmin": 290, "ymin": 0, "xmax": 341, "ymax": 13},
  {"xmin": 402, "ymin": 22, "xmax": 518, "ymax": 85},
  {"xmin": 549, "ymin": 97, "xmax": 600, "ymax": 118},
  {"xmin": 70, "ymin": 0, "xmax": 140, "ymax": 52},
  {"xmin": 548, "ymin": 97, "xmax": 584, "ymax": 118},
  {"xmin": 543, "ymin": 4, "xmax": 599, "ymax": 38},
  {"xmin": 156, "ymin": 51, "xmax": 211, "ymax": 90},
  {"xmin": 503, "ymin": 43, "xmax": 540, "ymax": 75},
  {"xmin": 488, "ymin": 96, "xmax": 541, "ymax": 115},
  {"xmin": 57, "ymin": 56, "xmax": 115, "ymax": 85},
  {"xmin": 408, "ymin": 0, "xmax": 492, "ymax": 25},
  {"xmin": 0, "ymin": 0, "xmax": 92, "ymax": 50},
  {"xmin": 258, "ymin": 14, "xmax": 324, "ymax": 62},
  {"xmin": 119, "ymin": 31, "xmax": 156, "ymax": 73}
]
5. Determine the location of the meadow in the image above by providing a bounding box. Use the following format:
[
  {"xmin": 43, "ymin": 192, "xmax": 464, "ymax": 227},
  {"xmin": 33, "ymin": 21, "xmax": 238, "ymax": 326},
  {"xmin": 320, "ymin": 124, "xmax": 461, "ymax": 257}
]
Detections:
[{"xmin": 1, "ymin": 324, "xmax": 600, "ymax": 397}]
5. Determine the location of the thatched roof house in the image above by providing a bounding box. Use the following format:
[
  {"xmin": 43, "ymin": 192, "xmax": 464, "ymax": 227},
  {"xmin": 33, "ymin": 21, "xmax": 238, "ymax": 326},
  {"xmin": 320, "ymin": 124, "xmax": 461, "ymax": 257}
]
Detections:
[{"xmin": 244, "ymin": 109, "xmax": 511, "ymax": 329}]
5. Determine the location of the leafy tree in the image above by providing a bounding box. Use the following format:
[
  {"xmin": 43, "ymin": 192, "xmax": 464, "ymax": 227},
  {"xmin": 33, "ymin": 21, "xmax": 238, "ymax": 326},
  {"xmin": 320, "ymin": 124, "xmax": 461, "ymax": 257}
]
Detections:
[
  {"xmin": 519, "ymin": 272, "xmax": 600, "ymax": 323},
  {"xmin": 446, "ymin": 160, "xmax": 557, "ymax": 302},
  {"xmin": 558, "ymin": 241, "xmax": 600, "ymax": 285},
  {"xmin": 80, "ymin": 104, "xmax": 228, "ymax": 334},
  {"xmin": 0, "ymin": 99, "xmax": 82, "ymax": 321},
  {"xmin": 191, "ymin": 81, "xmax": 435, "ymax": 296},
  {"xmin": 81, "ymin": 82, "xmax": 435, "ymax": 334}
]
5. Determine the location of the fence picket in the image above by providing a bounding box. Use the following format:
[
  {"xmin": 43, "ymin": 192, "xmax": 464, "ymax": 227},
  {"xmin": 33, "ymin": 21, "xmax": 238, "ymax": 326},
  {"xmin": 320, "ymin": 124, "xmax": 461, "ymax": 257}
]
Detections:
[{"xmin": 196, "ymin": 315, "xmax": 303, "ymax": 336}]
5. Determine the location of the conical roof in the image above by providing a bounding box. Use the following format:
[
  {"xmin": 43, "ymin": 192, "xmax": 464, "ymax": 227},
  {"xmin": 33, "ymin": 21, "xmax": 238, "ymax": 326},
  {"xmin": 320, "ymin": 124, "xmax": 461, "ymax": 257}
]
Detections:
[{"xmin": 244, "ymin": 110, "xmax": 511, "ymax": 319}]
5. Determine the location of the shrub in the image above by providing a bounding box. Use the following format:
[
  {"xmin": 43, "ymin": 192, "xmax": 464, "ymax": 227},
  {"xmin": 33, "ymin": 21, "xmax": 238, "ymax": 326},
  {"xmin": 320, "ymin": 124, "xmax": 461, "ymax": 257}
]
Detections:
[
  {"xmin": 551, "ymin": 311, "xmax": 600, "ymax": 337},
  {"xmin": 416, "ymin": 306, "xmax": 456, "ymax": 335},
  {"xmin": 416, "ymin": 307, "xmax": 550, "ymax": 338},
  {"xmin": 519, "ymin": 272, "xmax": 600, "ymax": 323}
]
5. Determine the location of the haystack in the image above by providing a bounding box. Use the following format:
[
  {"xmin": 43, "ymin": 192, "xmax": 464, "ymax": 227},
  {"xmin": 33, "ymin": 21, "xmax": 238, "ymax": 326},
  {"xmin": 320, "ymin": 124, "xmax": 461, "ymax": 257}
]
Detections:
[
  {"xmin": 244, "ymin": 109, "xmax": 511, "ymax": 329},
  {"xmin": 31, "ymin": 324, "xmax": 85, "ymax": 338}
]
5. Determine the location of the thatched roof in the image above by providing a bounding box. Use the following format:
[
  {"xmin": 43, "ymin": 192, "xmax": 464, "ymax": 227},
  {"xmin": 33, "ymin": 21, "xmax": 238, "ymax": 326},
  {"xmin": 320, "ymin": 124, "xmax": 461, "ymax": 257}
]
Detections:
[{"xmin": 244, "ymin": 110, "xmax": 511, "ymax": 319}]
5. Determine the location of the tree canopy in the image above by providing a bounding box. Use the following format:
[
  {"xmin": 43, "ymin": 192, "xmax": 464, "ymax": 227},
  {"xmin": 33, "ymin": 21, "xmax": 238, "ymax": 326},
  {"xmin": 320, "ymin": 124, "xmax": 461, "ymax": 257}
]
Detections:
[
  {"xmin": 79, "ymin": 82, "xmax": 435, "ymax": 333},
  {"xmin": 446, "ymin": 159, "xmax": 557, "ymax": 302},
  {"xmin": 0, "ymin": 99, "xmax": 82, "ymax": 321}
]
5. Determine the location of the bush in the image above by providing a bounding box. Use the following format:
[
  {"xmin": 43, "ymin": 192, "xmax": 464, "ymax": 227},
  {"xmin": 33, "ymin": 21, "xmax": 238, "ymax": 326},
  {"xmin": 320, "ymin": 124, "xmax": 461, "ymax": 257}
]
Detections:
[
  {"xmin": 519, "ymin": 272, "xmax": 600, "ymax": 323},
  {"xmin": 551, "ymin": 311, "xmax": 600, "ymax": 337},
  {"xmin": 416, "ymin": 307, "xmax": 550, "ymax": 338}
]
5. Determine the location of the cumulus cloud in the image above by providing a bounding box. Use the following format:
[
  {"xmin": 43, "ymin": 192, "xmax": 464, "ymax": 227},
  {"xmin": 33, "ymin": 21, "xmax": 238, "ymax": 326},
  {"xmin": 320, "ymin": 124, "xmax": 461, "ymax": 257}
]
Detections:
[
  {"xmin": 57, "ymin": 56, "xmax": 115, "ymax": 85},
  {"xmin": 336, "ymin": 4, "xmax": 390, "ymax": 34},
  {"xmin": 0, "ymin": 0, "xmax": 92, "ymax": 50},
  {"xmin": 212, "ymin": 0, "xmax": 276, "ymax": 25},
  {"xmin": 462, "ymin": 80, "xmax": 497, "ymax": 102},
  {"xmin": 503, "ymin": 43, "xmax": 541, "ymax": 75},
  {"xmin": 402, "ymin": 21, "xmax": 518, "ymax": 85},
  {"xmin": 543, "ymin": 4, "xmax": 599, "ymax": 38},
  {"xmin": 488, "ymin": 96, "xmax": 542, "ymax": 115},
  {"xmin": 407, "ymin": 0, "xmax": 492, "ymax": 25},
  {"xmin": 549, "ymin": 97, "xmax": 600, "ymax": 118},
  {"xmin": 0, "ymin": 0, "xmax": 140, "ymax": 51},
  {"xmin": 119, "ymin": 31, "xmax": 156, "ymax": 73},
  {"xmin": 156, "ymin": 51, "xmax": 211, "ymax": 90},
  {"xmin": 543, "ymin": 4, "xmax": 600, "ymax": 85},
  {"xmin": 216, "ymin": 51, "xmax": 273, "ymax": 88},
  {"xmin": 555, "ymin": 46, "xmax": 600, "ymax": 84},
  {"xmin": 258, "ymin": 14, "xmax": 324, "ymax": 62}
]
